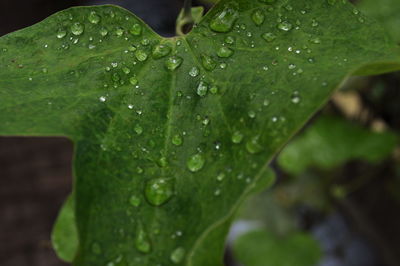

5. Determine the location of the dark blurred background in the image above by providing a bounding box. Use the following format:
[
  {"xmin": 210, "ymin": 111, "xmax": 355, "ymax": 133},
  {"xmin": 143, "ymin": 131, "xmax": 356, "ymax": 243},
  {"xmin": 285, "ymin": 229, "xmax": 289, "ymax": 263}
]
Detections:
[{"xmin": 1, "ymin": 1, "xmax": 400, "ymax": 266}]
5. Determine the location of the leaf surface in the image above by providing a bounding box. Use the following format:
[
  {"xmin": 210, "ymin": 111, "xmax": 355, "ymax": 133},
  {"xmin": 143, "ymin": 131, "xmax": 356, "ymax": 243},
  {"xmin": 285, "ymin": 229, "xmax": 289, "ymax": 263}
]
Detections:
[{"xmin": 0, "ymin": 1, "xmax": 399, "ymax": 265}]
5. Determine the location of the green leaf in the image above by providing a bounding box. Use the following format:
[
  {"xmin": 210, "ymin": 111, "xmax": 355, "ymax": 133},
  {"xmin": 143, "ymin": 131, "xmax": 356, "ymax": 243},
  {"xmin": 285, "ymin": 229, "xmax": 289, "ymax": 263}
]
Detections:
[
  {"xmin": 278, "ymin": 115, "xmax": 398, "ymax": 175},
  {"xmin": 0, "ymin": 1, "xmax": 400, "ymax": 265},
  {"xmin": 52, "ymin": 195, "xmax": 79, "ymax": 262},
  {"xmin": 359, "ymin": 0, "xmax": 400, "ymax": 43},
  {"xmin": 233, "ymin": 229, "xmax": 321, "ymax": 266}
]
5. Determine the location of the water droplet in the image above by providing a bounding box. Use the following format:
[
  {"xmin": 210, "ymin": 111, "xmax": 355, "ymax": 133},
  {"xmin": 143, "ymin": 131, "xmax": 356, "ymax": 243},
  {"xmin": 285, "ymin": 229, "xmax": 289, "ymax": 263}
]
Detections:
[
  {"xmin": 225, "ymin": 36, "xmax": 235, "ymax": 44},
  {"xmin": 252, "ymin": 10, "xmax": 265, "ymax": 26},
  {"xmin": 135, "ymin": 50, "xmax": 148, "ymax": 62},
  {"xmin": 210, "ymin": 7, "xmax": 239, "ymax": 33},
  {"xmin": 145, "ymin": 178, "xmax": 174, "ymax": 206},
  {"xmin": 100, "ymin": 27, "xmax": 108, "ymax": 37},
  {"xmin": 309, "ymin": 37, "xmax": 321, "ymax": 44},
  {"xmin": 57, "ymin": 29, "xmax": 67, "ymax": 39},
  {"xmin": 201, "ymin": 55, "xmax": 216, "ymax": 71},
  {"xmin": 172, "ymin": 134, "xmax": 183, "ymax": 146},
  {"xmin": 134, "ymin": 124, "xmax": 143, "ymax": 135},
  {"xmin": 246, "ymin": 136, "xmax": 263, "ymax": 154},
  {"xmin": 217, "ymin": 173, "xmax": 225, "ymax": 182},
  {"xmin": 277, "ymin": 21, "xmax": 292, "ymax": 31},
  {"xmin": 130, "ymin": 23, "xmax": 142, "ymax": 36},
  {"xmin": 115, "ymin": 27, "xmax": 124, "ymax": 36},
  {"xmin": 210, "ymin": 85, "xmax": 219, "ymax": 94},
  {"xmin": 217, "ymin": 47, "xmax": 234, "ymax": 58},
  {"xmin": 130, "ymin": 77, "xmax": 138, "ymax": 86},
  {"xmin": 262, "ymin": 32, "xmax": 276, "ymax": 42},
  {"xmin": 122, "ymin": 67, "xmax": 131, "ymax": 74},
  {"xmin": 189, "ymin": 66, "xmax": 200, "ymax": 77},
  {"xmin": 152, "ymin": 44, "xmax": 172, "ymax": 59},
  {"xmin": 232, "ymin": 131, "xmax": 244, "ymax": 144},
  {"xmin": 248, "ymin": 110, "xmax": 256, "ymax": 118},
  {"xmin": 170, "ymin": 247, "xmax": 185, "ymax": 264},
  {"xmin": 165, "ymin": 56, "xmax": 183, "ymax": 71},
  {"xmin": 196, "ymin": 81, "xmax": 208, "ymax": 97},
  {"xmin": 187, "ymin": 153, "xmax": 205, "ymax": 172},
  {"xmin": 135, "ymin": 223, "xmax": 151, "ymax": 253},
  {"xmin": 88, "ymin": 11, "xmax": 101, "ymax": 24},
  {"xmin": 71, "ymin": 22, "xmax": 84, "ymax": 36},
  {"xmin": 129, "ymin": 195, "xmax": 141, "ymax": 207},
  {"xmin": 99, "ymin": 96, "xmax": 107, "ymax": 102}
]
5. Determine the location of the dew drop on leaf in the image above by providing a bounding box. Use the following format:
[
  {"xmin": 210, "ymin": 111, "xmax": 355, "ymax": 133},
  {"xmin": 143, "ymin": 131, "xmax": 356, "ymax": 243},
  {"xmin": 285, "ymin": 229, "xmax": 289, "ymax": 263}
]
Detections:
[
  {"xmin": 71, "ymin": 22, "xmax": 84, "ymax": 36},
  {"xmin": 165, "ymin": 56, "xmax": 183, "ymax": 71},
  {"xmin": 172, "ymin": 134, "xmax": 183, "ymax": 146},
  {"xmin": 129, "ymin": 77, "xmax": 138, "ymax": 86},
  {"xmin": 134, "ymin": 124, "xmax": 143, "ymax": 135},
  {"xmin": 209, "ymin": 7, "xmax": 239, "ymax": 33},
  {"xmin": 170, "ymin": 247, "xmax": 185, "ymax": 264},
  {"xmin": 262, "ymin": 32, "xmax": 276, "ymax": 42},
  {"xmin": 232, "ymin": 131, "xmax": 244, "ymax": 144},
  {"xmin": 129, "ymin": 195, "xmax": 141, "ymax": 207},
  {"xmin": 217, "ymin": 47, "xmax": 234, "ymax": 58},
  {"xmin": 252, "ymin": 10, "xmax": 265, "ymax": 26},
  {"xmin": 100, "ymin": 27, "xmax": 108, "ymax": 37},
  {"xmin": 277, "ymin": 21, "xmax": 293, "ymax": 31},
  {"xmin": 224, "ymin": 36, "xmax": 235, "ymax": 44},
  {"xmin": 196, "ymin": 81, "xmax": 208, "ymax": 97},
  {"xmin": 56, "ymin": 29, "xmax": 67, "ymax": 39},
  {"xmin": 135, "ymin": 223, "xmax": 151, "ymax": 253},
  {"xmin": 246, "ymin": 136, "xmax": 263, "ymax": 154},
  {"xmin": 187, "ymin": 153, "xmax": 205, "ymax": 172},
  {"xmin": 189, "ymin": 66, "xmax": 200, "ymax": 77},
  {"xmin": 201, "ymin": 55, "xmax": 216, "ymax": 71},
  {"xmin": 152, "ymin": 44, "xmax": 172, "ymax": 59},
  {"xmin": 115, "ymin": 27, "xmax": 124, "ymax": 37},
  {"xmin": 88, "ymin": 11, "xmax": 101, "ymax": 24},
  {"xmin": 135, "ymin": 50, "xmax": 148, "ymax": 62},
  {"xmin": 217, "ymin": 173, "xmax": 226, "ymax": 182},
  {"xmin": 130, "ymin": 23, "xmax": 142, "ymax": 36},
  {"xmin": 144, "ymin": 178, "xmax": 174, "ymax": 206}
]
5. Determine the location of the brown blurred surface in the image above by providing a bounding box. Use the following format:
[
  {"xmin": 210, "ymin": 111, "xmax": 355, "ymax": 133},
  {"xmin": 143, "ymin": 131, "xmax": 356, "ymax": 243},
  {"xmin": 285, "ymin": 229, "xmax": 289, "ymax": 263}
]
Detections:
[{"xmin": 0, "ymin": 137, "xmax": 72, "ymax": 266}]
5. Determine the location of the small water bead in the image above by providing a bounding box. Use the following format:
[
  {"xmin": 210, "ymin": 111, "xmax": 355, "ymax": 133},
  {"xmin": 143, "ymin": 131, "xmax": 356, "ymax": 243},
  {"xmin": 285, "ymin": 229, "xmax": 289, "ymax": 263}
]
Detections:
[
  {"xmin": 141, "ymin": 38, "xmax": 150, "ymax": 46},
  {"xmin": 130, "ymin": 77, "xmax": 138, "ymax": 86},
  {"xmin": 170, "ymin": 247, "xmax": 185, "ymax": 264},
  {"xmin": 225, "ymin": 36, "xmax": 235, "ymax": 44},
  {"xmin": 99, "ymin": 96, "xmax": 107, "ymax": 102},
  {"xmin": 246, "ymin": 136, "xmax": 263, "ymax": 154},
  {"xmin": 152, "ymin": 44, "xmax": 172, "ymax": 59},
  {"xmin": 201, "ymin": 55, "xmax": 216, "ymax": 71},
  {"xmin": 129, "ymin": 195, "xmax": 141, "ymax": 207},
  {"xmin": 288, "ymin": 64, "xmax": 296, "ymax": 70},
  {"xmin": 262, "ymin": 32, "xmax": 276, "ymax": 42},
  {"xmin": 291, "ymin": 91, "xmax": 301, "ymax": 104},
  {"xmin": 232, "ymin": 131, "xmax": 244, "ymax": 144},
  {"xmin": 277, "ymin": 21, "xmax": 292, "ymax": 31},
  {"xmin": 145, "ymin": 178, "xmax": 174, "ymax": 206},
  {"xmin": 187, "ymin": 153, "xmax": 205, "ymax": 172},
  {"xmin": 165, "ymin": 56, "xmax": 183, "ymax": 71},
  {"xmin": 56, "ymin": 29, "xmax": 67, "ymax": 39},
  {"xmin": 71, "ymin": 22, "xmax": 84, "ymax": 36},
  {"xmin": 311, "ymin": 18, "xmax": 319, "ymax": 27},
  {"xmin": 122, "ymin": 67, "xmax": 131, "ymax": 74},
  {"xmin": 214, "ymin": 189, "xmax": 221, "ymax": 196},
  {"xmin": 100, "ymin": 27, "xmax": 108, "ymax": 36},
  {"xmin": 130, "ymin": 23, "xmax": 142, "ymax": 36},
  {"xmin": 172, "ymin": 134, "xmax": 183, "ymax": 146},
  {"xmin": 309, "ymin": 37, "xmax": 321, "ymax": 44},
  {"xmin": 88, "ymin": 11, "xmax": 101, "ymax": 24},
  {"xmin": 135, "ymin": 50, "xmax": 148, "ymax": 62},
  {"xmin": 210, "ymin": 85, "xmax": 219, "ymax": 94},
  {"xmin": 110, "ymin": 62, "xmax": 118, "ymax": 68},
  {"xmin": 217, "ymin": 173, "xmax": 226, "ymax": 182},
  {"xmin": 115, "ymin": 27, "xmax": 124, "ymax": 36},
  {"xmin": 252, "ymin": 10, "xmax": 265, "ymax": 26},
  {"xmin": 217, "ymin": 47, "xmax": 234, "ymax": 58},
  {"xmin": 248, "ymin": 110, "xmax": 256, "ymax": 119},
  {"xmin": 135, "ymin": 224, "xmax": 151, "ymax": 253},
  {"xmin": 209, "ymin": 7, "xmax": 239, "ymax": 33},
  {"xmin": 42, "ymin": 68, "xmax": 48, "ymax": 74},
  {"xmin": 189, "ymin": 66, "xmax": 200, "ymax": 77},
  {"xmin": 196, "ymin": 81, "xmax": 208, "ymax": 97}
]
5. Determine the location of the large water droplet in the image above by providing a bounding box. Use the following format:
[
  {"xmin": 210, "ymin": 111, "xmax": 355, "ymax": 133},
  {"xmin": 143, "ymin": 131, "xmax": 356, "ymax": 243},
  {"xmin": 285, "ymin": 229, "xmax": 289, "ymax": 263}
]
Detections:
[
  {"xmin": 88, "ymin": 11, "xmax": 101, "ymax": 24},
  {"xmin": 135, "ymin": 50, "xmax": 148, "ymax": 62},
  {"xmin": 187, "ymin": 153, "xmax": 205, "ymax": 172},
  {"xmin": 152, "ymin": 44, "xmax": 172, "ymax": 59},
  {"xmin": 210, "ymin": 7, "xmax": 239, "ymax": 33},
  {"xmin": 57, "ymin": 29, "xmax": 67, "ymax": 39},
  {"xmin": 217, "ymin": 47, "xmax": 234, "ymax": 58},
  {"xmin": 170, "ymin": 247, "xmax": 185, "ymax": 264},
  {"xmin": 71, "ymin": 22, "xmax": 84, "ymax": 36},
  {"xmin": 201, "ymin": 55, "xmax": 216, "ymax": 71},
  {"xmin": 196, "ymin": 81, "xmax": 208, "ymax": 97},
  {"xmin": 130, "ymin": 23, "xmax": 142, "ymax": 36},
  {"xmin": 145, "ymin": 178, "xmax": 174, "ymax": 206},
  {"xmin": 165, "ymin": 56, "xmax": 183, "ymax": 71},
  {"xmin": 189, "ymin": 66, "xmax": 200, "ymax": 77}
]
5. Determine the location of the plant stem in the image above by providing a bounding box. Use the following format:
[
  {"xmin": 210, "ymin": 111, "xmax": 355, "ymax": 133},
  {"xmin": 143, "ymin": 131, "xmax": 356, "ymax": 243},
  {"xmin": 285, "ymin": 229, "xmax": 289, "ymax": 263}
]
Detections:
[{"xmin": 183, "ymin": 0, "xmax": 193, "ymax": 21}]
